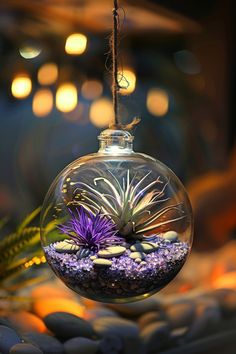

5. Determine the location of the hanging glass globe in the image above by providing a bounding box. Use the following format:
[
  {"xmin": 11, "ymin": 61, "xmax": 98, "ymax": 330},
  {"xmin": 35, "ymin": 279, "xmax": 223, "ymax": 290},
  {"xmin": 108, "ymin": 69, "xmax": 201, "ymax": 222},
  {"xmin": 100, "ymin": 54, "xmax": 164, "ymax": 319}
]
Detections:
[{"xmin": 40, "ymin": 129, "xmax": 193, "ymax": 303}]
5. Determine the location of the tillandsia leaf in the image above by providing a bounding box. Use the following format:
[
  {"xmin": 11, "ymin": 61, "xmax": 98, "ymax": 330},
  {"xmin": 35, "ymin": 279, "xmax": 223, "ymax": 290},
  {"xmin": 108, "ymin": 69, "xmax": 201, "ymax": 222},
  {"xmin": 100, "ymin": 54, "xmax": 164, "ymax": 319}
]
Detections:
[
  {"xmin": 82, "ymin": 192, "xmax": 119, "ymax": 218},
  {"xmin": 132, "ymin": 177, "xmax": 166, "ymax": 207},
  {"xmin": 135, "ymin": 193, "xmax": 170, "ymax": 213},
  {"xmin": 75, "ymin": 183, "xmax": 118, "ymax": 215},
  {"xmin": 132, "ymin": 191, "xmax": 157, "ymax": 215},
  {"xmin": 101, "ymin": 171, "xmax": 129, "ymax": 207},
  {"xmin": 119, "ymin": 221, "xmax": 135, "ymax": 236},
  {"xmin": 69, "ymin": 192, "xmax": 99, "ymax": 215},
  {"xmin": 71, "ymin": 200, "xmax": 97, "ymax": 215},
  {"xmin": 94, "ymin": 177, "xmax": 122, "ymax": 206},
  {"xmin": 79, "ymin": 192, "xmax": 102, "ymax": 211},
  {"xmin": 129, "ymin": 171, "xmax": 153, "ymax": 203},
  {"xmin": 136, "ymin": 203, "xmax": 184, "ymax": 228},
  {"xmin": 107, "ymin": 170, "xmax": 125, "ymax": 201},
  {"xmin": 58, "ymin": 207, "xmax": 123, "ymax": 252},
  {"xmin": 136, "ymin": 215, "xmax": 187, "ymax": 234},
  {"xmin": 69, "ymin": 170, "xmax": 186, "ymax": 238},
  {"xmin": 120, "ymin": 200, "xmax": 132, "ymax": 225},
  {"xmin": 124, "ymin": 170, "xmax": 136, "ymax": 202}
]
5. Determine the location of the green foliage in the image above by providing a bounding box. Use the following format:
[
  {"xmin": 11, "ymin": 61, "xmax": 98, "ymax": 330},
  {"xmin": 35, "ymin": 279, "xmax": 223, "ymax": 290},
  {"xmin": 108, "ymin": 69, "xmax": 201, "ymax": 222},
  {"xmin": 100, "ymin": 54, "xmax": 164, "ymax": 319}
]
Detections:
[
  {"xmin": 0, "ymin": 208, "xmax": 48, "ymax": 292},
  {"xmin": 0, "ymin": 227, "xmax": 40, "ymax": 266},
  {"xmin": 0, "ymin": 216, "xmax": 9, "ymax": 230},
  {"xmin": 17, "ymin": 206, "xmax": 41, "ymax": 234}
]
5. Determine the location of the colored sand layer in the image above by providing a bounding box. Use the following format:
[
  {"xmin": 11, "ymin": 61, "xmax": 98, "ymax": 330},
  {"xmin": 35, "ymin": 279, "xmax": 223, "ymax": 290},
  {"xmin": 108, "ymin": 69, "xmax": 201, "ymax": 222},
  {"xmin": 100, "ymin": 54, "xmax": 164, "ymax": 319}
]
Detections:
[{"xmin": 44, "ymin": 236, "xmax": 190, "ymax": 302}]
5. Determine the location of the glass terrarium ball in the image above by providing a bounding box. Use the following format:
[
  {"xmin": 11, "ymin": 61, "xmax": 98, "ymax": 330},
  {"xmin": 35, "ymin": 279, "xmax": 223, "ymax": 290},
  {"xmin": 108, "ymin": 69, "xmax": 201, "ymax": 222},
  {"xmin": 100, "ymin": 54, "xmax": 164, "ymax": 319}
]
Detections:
[{"xmin": 40, "ymin": 129, "xmax": 193, "ymax": 303}]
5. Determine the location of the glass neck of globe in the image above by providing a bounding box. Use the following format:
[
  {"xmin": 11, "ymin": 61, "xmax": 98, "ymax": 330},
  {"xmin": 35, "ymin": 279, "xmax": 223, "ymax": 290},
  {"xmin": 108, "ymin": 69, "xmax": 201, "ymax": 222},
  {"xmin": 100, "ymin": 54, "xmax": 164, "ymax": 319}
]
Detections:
[{"xmin": 98, "ymin": 129, "xmax": 134, "ymax": 154}]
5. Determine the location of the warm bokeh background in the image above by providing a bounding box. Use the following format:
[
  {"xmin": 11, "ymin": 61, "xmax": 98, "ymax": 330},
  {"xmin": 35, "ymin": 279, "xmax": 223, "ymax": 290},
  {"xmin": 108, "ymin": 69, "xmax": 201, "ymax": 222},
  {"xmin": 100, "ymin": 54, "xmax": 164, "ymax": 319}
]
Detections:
[{"xmin": 0, "ymin": 0, "xmax": 235, "ymax": 250}]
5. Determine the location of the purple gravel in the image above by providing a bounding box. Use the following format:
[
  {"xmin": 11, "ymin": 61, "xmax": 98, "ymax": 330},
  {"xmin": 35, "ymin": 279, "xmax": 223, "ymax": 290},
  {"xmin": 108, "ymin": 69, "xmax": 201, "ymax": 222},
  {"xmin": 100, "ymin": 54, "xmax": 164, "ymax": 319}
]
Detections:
[{"xmin": 44, "ymin": 236, "xmax": 190, "ymax": 302}]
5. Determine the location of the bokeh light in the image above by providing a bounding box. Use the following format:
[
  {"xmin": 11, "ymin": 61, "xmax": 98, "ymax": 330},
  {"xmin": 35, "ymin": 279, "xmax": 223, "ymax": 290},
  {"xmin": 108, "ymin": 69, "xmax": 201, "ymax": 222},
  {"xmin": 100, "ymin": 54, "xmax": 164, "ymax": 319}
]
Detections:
[
  {"xmin": 81, "ymin": 80, "xmax": 103, "ymax": 100},
  {"xmin": 19, "ymin": 45, "xmax": 42, "ymax": 59},
  {"xmin": 56, "ymin": 83, "xmax": 78, "ymax": 112},
  {"xmin": 147, "ymin": 88, "xmax": 169, "ymax": 117},
  {"xmin": 32, "ymin": 89, "xmax": 53, "ymax": 117},
  {"xmin": 65, "ymin": 33, "xmax": 87, "ymax": 55},
  {"xmin": 38, "ymin": 63, "xmax": 58, "ymax": 85},
  {"xmin": 90, "ymin": 97, "xmax": 114, "ymax": 128},
  {"xmin": 11, "ymin": 74, "xmax": 32, "ymax": 99},
  {"xmin": 34, "ymin": 297, "xmax": 85, "ymax": 318},
  {"xmin": 119, "ymin": 68, "xmax": 136, "ymax": 95},
  {"xmin": 7, "ymin": 311, "xmax": 47, "ymax": 333}
]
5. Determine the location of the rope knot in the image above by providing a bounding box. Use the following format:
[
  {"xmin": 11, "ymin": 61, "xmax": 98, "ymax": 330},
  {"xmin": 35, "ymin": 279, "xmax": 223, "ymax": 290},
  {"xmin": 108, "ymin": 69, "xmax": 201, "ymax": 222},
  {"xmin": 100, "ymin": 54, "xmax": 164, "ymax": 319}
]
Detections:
[
  {"xmin": 112, "ymin": 8, "xmax": 118, "ymax": 16},
  {"xmin": 109, "ymin": 117, "xmax": 141, "ymax": 132}
]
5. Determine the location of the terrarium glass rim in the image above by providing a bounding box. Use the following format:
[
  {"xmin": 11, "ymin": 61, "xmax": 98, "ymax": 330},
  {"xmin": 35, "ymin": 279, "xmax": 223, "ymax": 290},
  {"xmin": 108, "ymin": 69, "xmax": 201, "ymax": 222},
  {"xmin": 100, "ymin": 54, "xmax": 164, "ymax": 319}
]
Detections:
[
  {"xmin": 98, "ymin": 129, "xmax": 134, "ymax": 142},
  {"xmin": 97, "ymin": 128, "xmax": 134, "ymax": 154}
]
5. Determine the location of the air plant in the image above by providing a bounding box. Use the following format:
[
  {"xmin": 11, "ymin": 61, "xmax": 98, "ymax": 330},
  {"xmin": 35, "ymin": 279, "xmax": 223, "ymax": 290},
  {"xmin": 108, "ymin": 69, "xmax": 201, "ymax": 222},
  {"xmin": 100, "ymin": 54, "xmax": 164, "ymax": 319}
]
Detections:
[
  {"xmin": 71, "ymin": 170, "xmax": 186, "ymax": 238},
  {"xmin": 57, "ymin": 207, "xmax": 123, "ymax": 252}
]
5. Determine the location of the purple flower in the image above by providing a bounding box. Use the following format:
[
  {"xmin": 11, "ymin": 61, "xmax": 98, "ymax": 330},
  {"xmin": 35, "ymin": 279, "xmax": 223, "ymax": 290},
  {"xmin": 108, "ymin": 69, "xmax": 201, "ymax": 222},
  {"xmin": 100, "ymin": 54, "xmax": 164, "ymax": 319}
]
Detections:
[{"xmin": 58, "ymin": 207, "xmax": 123, "ymax": 251}]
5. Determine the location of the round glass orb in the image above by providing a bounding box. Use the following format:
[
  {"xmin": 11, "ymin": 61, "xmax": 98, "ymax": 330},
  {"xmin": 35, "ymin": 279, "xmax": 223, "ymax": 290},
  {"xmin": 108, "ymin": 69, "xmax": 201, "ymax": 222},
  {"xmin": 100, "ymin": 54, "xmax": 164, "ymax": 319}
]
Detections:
[{"xmin": 40, "ymin": 129, "xmax": 193, "ymax": 303}]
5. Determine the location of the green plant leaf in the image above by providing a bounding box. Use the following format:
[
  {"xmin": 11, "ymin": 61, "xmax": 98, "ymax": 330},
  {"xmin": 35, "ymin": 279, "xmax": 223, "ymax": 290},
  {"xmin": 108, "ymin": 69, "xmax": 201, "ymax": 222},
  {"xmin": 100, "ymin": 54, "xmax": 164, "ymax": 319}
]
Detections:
[
  {"xmin": 17, "ymin": 207, "xmax": 41, "ymax": 234},
  {"xmin": 0, "ymin": 216, "xmax": 10, "ymax": 230},
  {"xmin": 2, "ymin": 274, "xmax": 49, "ymax": 292},
  {"xmin": 0, "ymin": 227, "xmax": 40, "ymax": 267}
]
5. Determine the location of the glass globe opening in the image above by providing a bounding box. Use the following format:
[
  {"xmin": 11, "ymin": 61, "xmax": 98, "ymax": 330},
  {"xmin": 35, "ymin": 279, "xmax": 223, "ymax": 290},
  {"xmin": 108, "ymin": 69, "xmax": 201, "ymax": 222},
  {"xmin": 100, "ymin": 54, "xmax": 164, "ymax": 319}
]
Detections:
[{"xmin": 40, "ymin": 129, "xmax": 193, "ymax": 303}]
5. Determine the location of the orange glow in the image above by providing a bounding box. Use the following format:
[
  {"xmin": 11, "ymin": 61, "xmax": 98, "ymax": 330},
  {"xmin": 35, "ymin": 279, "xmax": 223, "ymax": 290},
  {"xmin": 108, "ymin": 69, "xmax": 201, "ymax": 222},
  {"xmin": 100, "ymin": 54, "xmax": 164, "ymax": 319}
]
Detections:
[
  {"xmin": 119, "ymin": 68, "xmax": 136, "ymax": 95},
  {"xmin": 32, "ymin": 89, "xmax": 53, "ymax": 117},
  {"xmin": 147, "ymin": 88, "xmax": 169, "ymax": 116},
  {"xmin": 34, "ymin": 297, "xmax": 85, "ymax": 318},
  {"xmin": 38, "ymin": 63, "xmax": 58, "ymax": 85},
  {"xmin": 56, "ymin": 83, "xmax": 78, "ymax": 112},
  {"xmin": 31, "ymin": 284, "xmax": 75, "ymax": 300},
  {"xmin": 81, "ymin": 80, "xmax": 103, "ymax": 100},
  {"xmin": 210, "ymin": 263, "xmax": 226, "ymax": 283},
  {"xmin": 213, "ymin": 271, "xmax": 236, "ymax": 289},
  {"xmin": 8, "ymin": 311, "xmax": 47, "ymax": 333},
  {"xmin": 65, "ymin": 33, "xmax": 87, "ymax": 55},
  {"xmin": 11, "ymin": 74, "xmax": 32, "ymax": 99},
  {"xmin": 178, "ymin": 283, "xmax": 193, "ymax": 293},
  {"xmin": 83, "ymin": 298, "xmax": 103, "ymax": 309},
  {"xmin": 90, "ymin": 97, "xmax": 114, "ymax": 128}
]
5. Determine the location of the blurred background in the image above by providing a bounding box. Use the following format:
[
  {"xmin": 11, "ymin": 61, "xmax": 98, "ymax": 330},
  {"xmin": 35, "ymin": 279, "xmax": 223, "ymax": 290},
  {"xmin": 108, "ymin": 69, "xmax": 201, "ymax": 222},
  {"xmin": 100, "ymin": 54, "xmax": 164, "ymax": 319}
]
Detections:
[{"xmin": 0, "ymin": 0, "xmax": 235, "ymax": 250}]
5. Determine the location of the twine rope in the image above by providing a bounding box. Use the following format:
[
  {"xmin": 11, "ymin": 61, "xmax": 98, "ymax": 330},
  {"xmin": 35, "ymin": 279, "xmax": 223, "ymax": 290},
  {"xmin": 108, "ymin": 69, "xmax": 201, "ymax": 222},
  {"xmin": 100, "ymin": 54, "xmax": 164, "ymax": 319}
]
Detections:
[
  {"xmin": 110, "ymin": 0, "xmax": 141, "ymax": 131},
  {"xmin": 112, "ymin": 0, "xmax": 119, "ymax": 126}
]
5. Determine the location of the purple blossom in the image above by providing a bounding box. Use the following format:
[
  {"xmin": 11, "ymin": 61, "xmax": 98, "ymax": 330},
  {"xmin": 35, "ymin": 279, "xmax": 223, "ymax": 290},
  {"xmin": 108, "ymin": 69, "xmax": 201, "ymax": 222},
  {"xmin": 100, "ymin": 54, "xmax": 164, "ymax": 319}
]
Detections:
[{"xmin": 58, "ymin": 207, "xmax": 123, "ymax": 251}]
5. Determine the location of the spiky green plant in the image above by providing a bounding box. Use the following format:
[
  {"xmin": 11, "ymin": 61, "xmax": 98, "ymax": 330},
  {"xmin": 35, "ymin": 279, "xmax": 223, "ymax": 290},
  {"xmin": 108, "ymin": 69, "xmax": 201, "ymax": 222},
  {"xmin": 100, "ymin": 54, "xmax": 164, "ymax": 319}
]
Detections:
[
  {"xmin": 0, "ymin": 208, "xmax": 49, "ymax": 293},
  {"xmin": 71, "ymin": 170, "xmax": 186, "ymax": 237}
]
